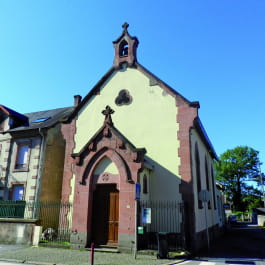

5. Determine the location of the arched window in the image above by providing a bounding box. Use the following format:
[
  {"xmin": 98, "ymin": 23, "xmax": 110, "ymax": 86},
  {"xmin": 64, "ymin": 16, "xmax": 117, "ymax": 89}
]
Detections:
[
  {"xmin": 211, "ymin": 165, "xmax": 217, "ymax": 209},
  {"xmin": 119, "ymin": 40, "xmax": 128, "ymax": 57},
  {"xmin": 205, "ymin": 157, "xmax": 211, "ymax": 209},
  {"xmin": 195, "ymin": 142, "xmax": 203, "ymax": 209},
  {"xmin": 143, "ymin": 174, "xmax": 148, "ymax": 194}
]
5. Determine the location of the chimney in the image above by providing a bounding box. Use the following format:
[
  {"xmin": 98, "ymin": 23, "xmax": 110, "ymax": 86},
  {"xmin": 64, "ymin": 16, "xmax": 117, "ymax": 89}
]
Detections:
[{"xmin": 74, "ymin": 95, "xmax": 82, "ymax": 107}]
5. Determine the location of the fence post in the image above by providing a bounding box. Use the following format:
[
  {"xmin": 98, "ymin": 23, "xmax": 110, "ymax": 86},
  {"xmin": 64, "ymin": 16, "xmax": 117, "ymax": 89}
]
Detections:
[{"xmin": 90, "ymin": 242, "xmax": 94, "ymax": 265}]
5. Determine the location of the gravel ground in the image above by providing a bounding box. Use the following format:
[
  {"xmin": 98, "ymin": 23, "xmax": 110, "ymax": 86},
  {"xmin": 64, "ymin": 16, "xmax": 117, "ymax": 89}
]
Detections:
[{"xmin": 0, "ymin": 246, "xmax": 183, "ymax": 265}]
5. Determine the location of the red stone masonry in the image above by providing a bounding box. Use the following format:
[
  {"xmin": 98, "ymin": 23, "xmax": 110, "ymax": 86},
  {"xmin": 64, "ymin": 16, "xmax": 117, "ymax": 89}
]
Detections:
[
  {"xmin": 61, "ymin": 118, "xmax": 77, "ymax": 203},
  {"xmin": 68, "ymin": 118, "xmax": 145, "ymax": 246},
  {"xmin": 176, "ymin": 95, "xmax": 198, "ymax": 251},
  {"xmin": 177, "ymin": 96, "xmax": 198, "ymax": 183}
]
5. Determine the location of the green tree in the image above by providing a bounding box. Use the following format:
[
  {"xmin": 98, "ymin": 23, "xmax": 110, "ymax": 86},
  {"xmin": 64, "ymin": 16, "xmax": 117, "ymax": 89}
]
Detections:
[
  {"xmin": 242, "ymin": 186, "xmax": 263, "ymax": 210},
  {"xmin": 215, "ymin": 146, "xmax": 262, "ymax": 211}
]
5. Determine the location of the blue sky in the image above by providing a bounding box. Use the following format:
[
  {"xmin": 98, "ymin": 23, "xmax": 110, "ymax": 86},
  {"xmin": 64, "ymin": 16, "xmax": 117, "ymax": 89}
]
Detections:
[{"xmin": 0, "ymin": 1, "xmax": 264, "ymax": 173}]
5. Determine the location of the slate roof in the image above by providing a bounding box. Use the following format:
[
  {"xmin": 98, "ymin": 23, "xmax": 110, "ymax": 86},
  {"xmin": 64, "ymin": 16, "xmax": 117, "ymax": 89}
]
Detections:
[
  {"xmin": 255, "ymin": 208, "xmax": 265, "ymax": 214},
  {"xmin": 194, "ymin": 117, "xmax": 218, "ymax": 160},
  {"xmin": 0, "ymin": 105, "xmax": 28, "ymax": 122},
  {"xmin": 3, "ymin": 106, "xmax": 74, "ymax": 133}
]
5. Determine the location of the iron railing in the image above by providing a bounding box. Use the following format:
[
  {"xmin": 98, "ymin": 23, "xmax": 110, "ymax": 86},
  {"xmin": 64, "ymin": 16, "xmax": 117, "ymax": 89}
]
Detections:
[
  {"xmin": 0, "ymin": 200, "xmax": 28, "ymax": 218},
  {"xmin": 0, "ymin": 200, "xmax": 185, "ymax": 249},
  {"xmin": 139, "ymin": 200, "xmax": 185, "ymax": 250},
  {"xmin": 0, "ymin": 201, "xmax": 73, "ymax": 243},
  {"xmin": 139, "ymin": 200, "xmax": 183, "ymax": 233}
]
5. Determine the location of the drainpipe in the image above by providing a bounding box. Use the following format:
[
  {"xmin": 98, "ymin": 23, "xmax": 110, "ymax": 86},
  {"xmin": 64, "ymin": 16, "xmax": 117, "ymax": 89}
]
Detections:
[
  {"xmin": 134, "ymin": 199, "xmax": 138, "ymax": 259},
  {"xmin": 0, "ymin": 136, "xmax": 12, "ymax": 200},
  {"xmin": 34, "ymin": 128, "xmax": 46, "ymax": 218}
]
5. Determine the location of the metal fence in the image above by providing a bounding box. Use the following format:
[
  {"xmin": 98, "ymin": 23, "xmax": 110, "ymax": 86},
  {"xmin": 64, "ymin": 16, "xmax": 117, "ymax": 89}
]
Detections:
[
  {"xmin": 139, "ymin": 200, "xmax": 185, "ymax": 250},
  {"xmin": 38, "ymin": 201, "xmax": 73, "ymax": 243},
  {"xmin": 0, "ymin": 200, "xmax": 185, "ymax": 249},
  {"xmin": 0, "ymin": 201, "xmax": 73, "ymax": 243}
]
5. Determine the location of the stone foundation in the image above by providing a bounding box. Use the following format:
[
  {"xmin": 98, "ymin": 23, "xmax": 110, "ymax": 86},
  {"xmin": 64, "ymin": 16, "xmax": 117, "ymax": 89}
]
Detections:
[
  {"xmin": 70, "ymin": 231, "xmax": 88, "ymax": 249},
  {"xmin": 0, "ymin": 218, "xmax": 38, "ymax": 245}
]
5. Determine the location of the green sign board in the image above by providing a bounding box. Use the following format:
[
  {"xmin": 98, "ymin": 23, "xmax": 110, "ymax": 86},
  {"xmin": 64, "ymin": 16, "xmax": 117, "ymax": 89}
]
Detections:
[{"xmin": 137, "ymin": 226, "xmax": 144, "ymax": 234}]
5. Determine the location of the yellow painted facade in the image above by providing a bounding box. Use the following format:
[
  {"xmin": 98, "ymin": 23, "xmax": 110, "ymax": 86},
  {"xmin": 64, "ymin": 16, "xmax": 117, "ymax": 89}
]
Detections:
[
  {"xmin": 93, "ymin": 157, "xmax": 119, "ymax": 175},
  {"xmin": 75, "ymin": 68, "xmax": 180, "ymax": 182}
]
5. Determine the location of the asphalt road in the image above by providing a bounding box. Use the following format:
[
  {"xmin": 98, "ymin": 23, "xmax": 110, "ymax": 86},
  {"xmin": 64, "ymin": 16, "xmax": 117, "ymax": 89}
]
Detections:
[
  {"xmin": 198, "ymin": 223, "xmax": 265, "ymax": 259},
  {"xmin": 170, "ymin": 223, "xmax": 265, "ymax": 265},
  {"xmin": 176, "ymin": 260, "xmax": 265, "ymax": 265}
]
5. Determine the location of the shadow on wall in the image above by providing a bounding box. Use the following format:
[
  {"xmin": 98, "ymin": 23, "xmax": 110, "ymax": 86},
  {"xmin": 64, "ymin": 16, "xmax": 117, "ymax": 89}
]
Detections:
[
  {"xmin": 144, "ymin": 156, "xmax": 182, "ymax": 201},
  {"xmin": 143, "ymin": 156, "xmax": 216, "ymax": 253}
]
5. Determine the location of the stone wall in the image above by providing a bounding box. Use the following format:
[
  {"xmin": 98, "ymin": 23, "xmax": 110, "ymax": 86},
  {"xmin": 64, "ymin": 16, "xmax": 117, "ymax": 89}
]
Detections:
[
  {"xmin": 258, "ymin": 215, "xmax": 265, "ymax": 226},
  {"xmin": 0, "ymin": 218, "xmax": 38, "ymax": 245}
]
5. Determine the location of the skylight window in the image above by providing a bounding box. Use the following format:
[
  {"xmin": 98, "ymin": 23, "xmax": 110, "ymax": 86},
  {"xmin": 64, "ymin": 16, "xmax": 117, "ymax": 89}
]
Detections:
[{"xmin": 32, "ymin": 117, "xmax": 51, "ymax": 123}]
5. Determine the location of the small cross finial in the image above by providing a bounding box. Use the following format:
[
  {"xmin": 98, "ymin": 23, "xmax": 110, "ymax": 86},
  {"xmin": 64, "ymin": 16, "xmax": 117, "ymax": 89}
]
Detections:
[
  {"xmin": 102, "ymin": 105, "xmax": 114, "ymax": 125},
  {"xmin": 122, "ymin": 22, "xmax": 129, "ymax": 32}
]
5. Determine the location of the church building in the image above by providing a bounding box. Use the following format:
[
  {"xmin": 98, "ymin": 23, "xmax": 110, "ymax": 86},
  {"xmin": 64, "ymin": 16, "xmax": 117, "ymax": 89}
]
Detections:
[{"xmin": 61, "ymin": 23, "xmax": 224, "ymax": 253}]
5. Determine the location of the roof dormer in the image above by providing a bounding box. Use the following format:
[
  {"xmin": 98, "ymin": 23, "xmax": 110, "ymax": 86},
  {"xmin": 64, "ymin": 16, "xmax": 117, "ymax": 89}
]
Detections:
[
  {"xmin": 0, "ymin": 105, "xmax": 28, "ymax": 131},
  {"xmin": 113, "ymin": 23, "xmax": 139, "ymax": 69}
]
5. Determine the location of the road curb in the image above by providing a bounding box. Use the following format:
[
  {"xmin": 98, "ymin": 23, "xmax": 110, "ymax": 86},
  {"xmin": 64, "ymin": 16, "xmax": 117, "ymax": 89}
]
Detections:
[{"xmin": 0, "ymin": 258, "xmax": 65, "ymax": 265}]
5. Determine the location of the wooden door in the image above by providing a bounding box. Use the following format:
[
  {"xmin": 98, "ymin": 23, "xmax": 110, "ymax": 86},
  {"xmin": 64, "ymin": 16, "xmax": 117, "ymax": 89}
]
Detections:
[
  {"xmin": 91, "ymin": 185, "xmax": 119, "ymax": 246},
  {"xmin": 107, "ymin": 192, "xmax": 119, "ymax": 245}
]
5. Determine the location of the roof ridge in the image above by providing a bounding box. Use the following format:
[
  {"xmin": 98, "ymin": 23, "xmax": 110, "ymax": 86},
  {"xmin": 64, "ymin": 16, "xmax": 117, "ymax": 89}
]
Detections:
[{"xmin": 24, "ymin": 106, "xmax": 73, "ymax": 115}]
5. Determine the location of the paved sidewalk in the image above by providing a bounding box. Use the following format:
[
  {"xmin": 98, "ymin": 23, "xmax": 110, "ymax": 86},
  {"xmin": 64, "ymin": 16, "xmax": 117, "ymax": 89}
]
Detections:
[
  {"xmin": 0, "ymin": 261, "xmax": 33, "ymax": 265},
  {"xmin": 0, "ymin": 245, "xmax": 184, "ymax": 265},
  {"xmin": 0, "ymin": 245, "xmax": 28, "ymax": 254}
]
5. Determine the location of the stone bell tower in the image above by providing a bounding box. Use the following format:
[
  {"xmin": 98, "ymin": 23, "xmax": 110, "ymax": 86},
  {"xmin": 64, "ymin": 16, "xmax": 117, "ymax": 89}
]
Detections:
[{"xmin": 113, "ymin": 23, "xmax": 139, "ymax": 68}]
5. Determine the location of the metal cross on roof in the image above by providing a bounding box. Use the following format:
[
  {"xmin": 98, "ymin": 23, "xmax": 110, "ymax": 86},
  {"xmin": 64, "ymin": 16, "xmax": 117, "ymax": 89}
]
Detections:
[
  {"xmin": 122, "ymin": 22, "xmax": 129, "ymax": 32},
  {"xmin": 102, "ymin": 105, "xmax": 114, "ymax": 125}
]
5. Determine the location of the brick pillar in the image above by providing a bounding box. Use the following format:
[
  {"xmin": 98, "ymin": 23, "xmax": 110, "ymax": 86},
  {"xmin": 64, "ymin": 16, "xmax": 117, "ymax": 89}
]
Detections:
[{"xmin": 177, "ymin": 97, "xmax": 198, "ymax": 252}]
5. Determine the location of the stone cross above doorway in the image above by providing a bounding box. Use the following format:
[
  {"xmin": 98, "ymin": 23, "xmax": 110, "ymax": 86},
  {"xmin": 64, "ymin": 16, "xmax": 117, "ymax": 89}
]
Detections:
[{"xmin": 102, "ymin": 105, "xmax": 115, "ymax": 126}]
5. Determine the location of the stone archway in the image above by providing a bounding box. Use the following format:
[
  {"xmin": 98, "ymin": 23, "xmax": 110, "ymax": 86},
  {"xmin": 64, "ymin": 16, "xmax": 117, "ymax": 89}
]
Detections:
[
  {"xmin": 89, "ymin": 156, "xmax": 120, "ymax": 246},
  {"xmin": 70, "ymin": 107, "xmax": 146, "ymax": 251}
]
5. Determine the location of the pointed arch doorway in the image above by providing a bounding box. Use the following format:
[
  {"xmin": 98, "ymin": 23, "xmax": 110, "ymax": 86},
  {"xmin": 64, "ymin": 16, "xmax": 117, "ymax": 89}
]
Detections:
[
  {"xmin": 91, "ymin": 184, "xmax": 119, "ymax": 246},
  {"xmin": 70, "ymin": 106, "xmax": 146, "ymax": 250}
]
